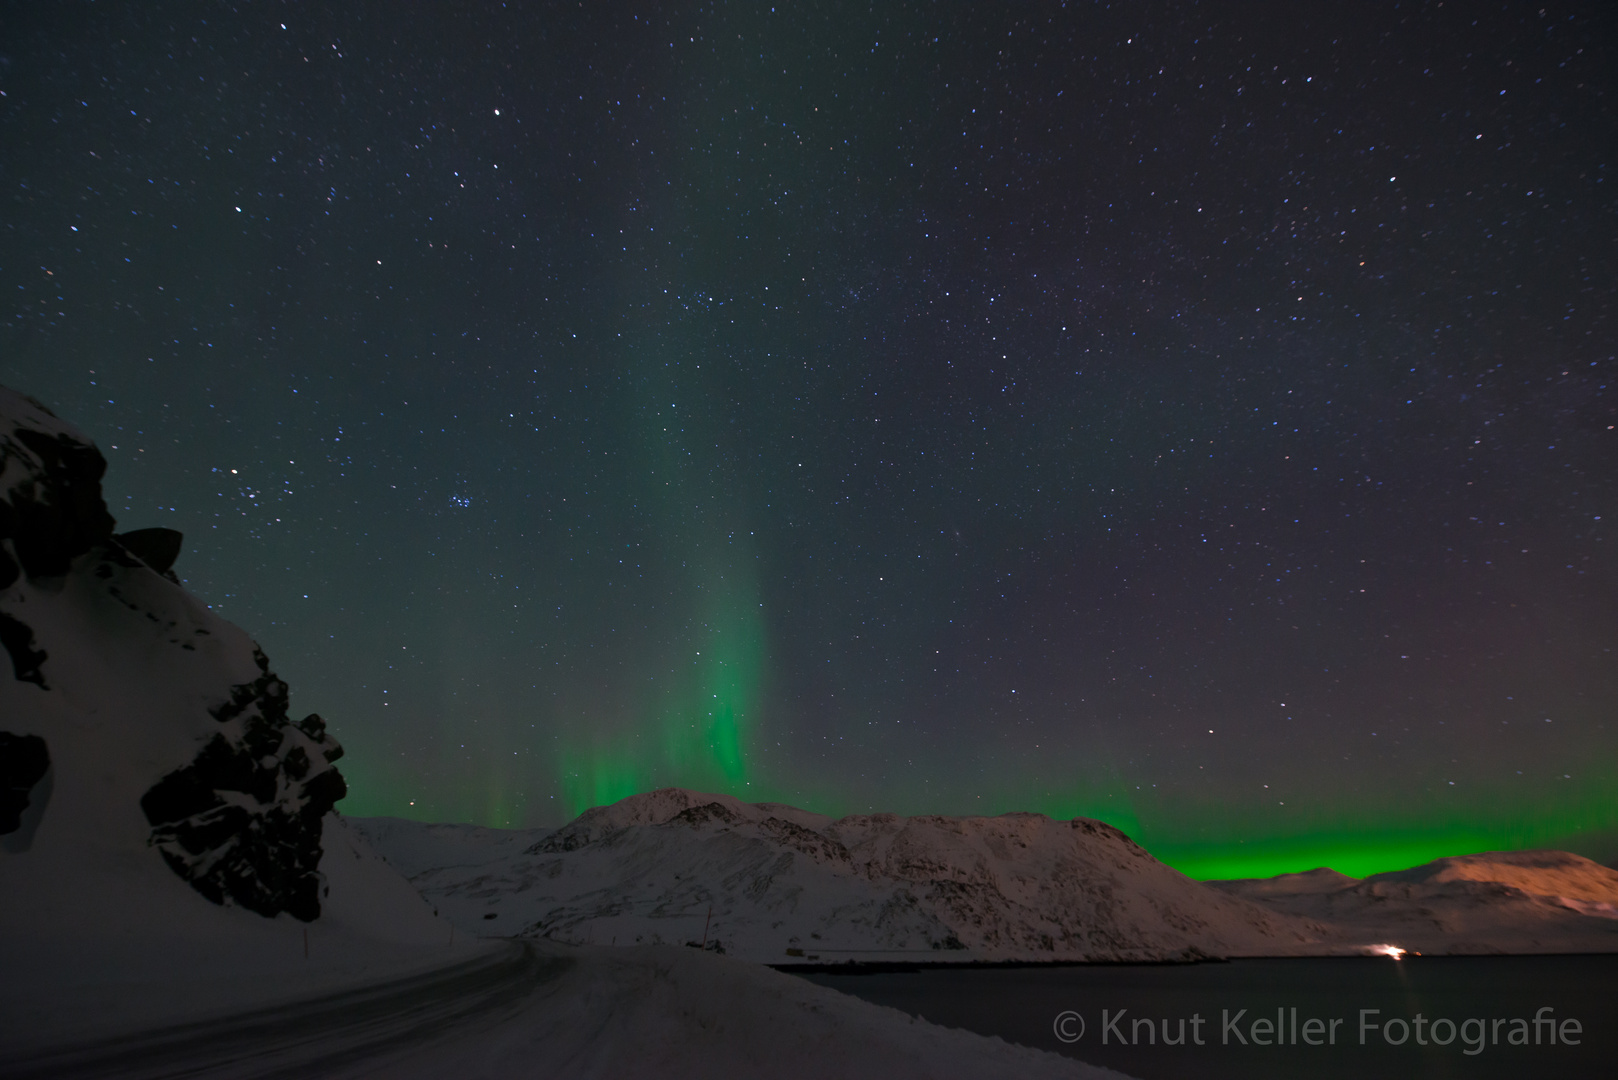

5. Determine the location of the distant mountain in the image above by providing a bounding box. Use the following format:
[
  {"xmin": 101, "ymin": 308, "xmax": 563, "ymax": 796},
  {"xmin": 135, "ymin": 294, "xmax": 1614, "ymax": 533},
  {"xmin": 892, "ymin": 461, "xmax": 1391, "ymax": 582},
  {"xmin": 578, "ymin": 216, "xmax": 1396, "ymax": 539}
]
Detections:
[
  {"xmin": 1208, "ymin": 850, "xmax": 1618, "ymax": 954},
  {"xmin": 353, "ymin": 787, "xmax": 1329, "ymax": 962},
  {"xmin": 1370, "ymin": 849, "xmax": 1618, "ymax": 903}
]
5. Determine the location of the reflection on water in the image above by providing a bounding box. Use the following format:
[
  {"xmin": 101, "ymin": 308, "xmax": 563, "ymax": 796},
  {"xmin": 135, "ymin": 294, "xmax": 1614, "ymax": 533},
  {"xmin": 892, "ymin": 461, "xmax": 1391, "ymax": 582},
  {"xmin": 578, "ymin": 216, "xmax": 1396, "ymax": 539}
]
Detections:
[{"xmin": 794, "ymin": 955, "xmax": 1618, "ymax": 1080}]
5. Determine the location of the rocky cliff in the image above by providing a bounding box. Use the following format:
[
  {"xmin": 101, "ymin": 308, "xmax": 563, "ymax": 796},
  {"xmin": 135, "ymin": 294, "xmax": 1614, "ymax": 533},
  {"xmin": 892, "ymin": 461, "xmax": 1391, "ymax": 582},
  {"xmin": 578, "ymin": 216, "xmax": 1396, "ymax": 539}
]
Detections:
[{"xmin": 0, "ymin": 385, "xmax": 345, "ymax": 920}]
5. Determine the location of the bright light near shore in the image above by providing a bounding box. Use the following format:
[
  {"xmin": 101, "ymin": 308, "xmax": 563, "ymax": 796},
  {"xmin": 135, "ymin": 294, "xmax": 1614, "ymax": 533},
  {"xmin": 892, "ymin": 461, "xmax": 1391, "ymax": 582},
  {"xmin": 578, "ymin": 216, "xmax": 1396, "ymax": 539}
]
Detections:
[{"xmin": 1366, "ymin": 944, "xmax": 1407, "ymax": 959}]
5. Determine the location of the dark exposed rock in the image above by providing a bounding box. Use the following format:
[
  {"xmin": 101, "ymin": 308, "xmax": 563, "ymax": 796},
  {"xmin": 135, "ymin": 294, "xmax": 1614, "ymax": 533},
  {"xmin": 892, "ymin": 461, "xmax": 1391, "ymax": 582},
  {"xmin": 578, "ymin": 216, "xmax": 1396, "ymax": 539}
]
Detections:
[
  {"xmin": 759, "ymin": 815, "xmax": 854, "ymax": 867},
  {"xmin": 667, "ymin": 802, "xmax": 746, "ymax": 829},
  {"xmin": 115, "ymin": 527, "xmax": 184, "ymax": 581},
  {"xmin": 531, "ymin": 828, "xmax": 595, "ymax": 855},
  {"xmin": 1, "ymin": 390, "xmax": 117, "ymax": 683},
  {"xmin": 1071, "ymin": 816, "xmax": 1148, "ymax": 854},
  {"xmin": 0, "ymin": 731, "xmax": 50, "ymax": 835},
  {"xmin": 0, "ymin": 611, "xmax": 47, "ymax": 687},
  {"xmin": 0, "ymin": 425, "xmax": 116, "ymax": 579},
  {"xmin": 140, "ymin": 649, "xmax": 347, "ymax": 922}
]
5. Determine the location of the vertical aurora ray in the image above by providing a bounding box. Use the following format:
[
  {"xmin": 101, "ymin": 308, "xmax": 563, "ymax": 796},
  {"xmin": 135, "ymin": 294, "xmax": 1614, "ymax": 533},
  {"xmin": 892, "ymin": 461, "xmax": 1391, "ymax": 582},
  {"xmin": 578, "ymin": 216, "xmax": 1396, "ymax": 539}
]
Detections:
[
  {"xmin": 655, "ymin": 575, "xmax": 766, "ymax": 791},
  {"xmin": 557, "ymin": 744, "xmax": 646, "ymax": 820},
  {"xmin": 536, "ymin": 7, "xmax": 883, "ymax": 821},
  {"xmin": 543, "ymin": 216, "xmax": 774, "ymax": 817},
  {"xmin": 549, "ymin": 553, "xmax": 767, "ymax": 819},
  {"xmin": 704, "ymin": 589, "xmax": 766, "ymax": 786}
]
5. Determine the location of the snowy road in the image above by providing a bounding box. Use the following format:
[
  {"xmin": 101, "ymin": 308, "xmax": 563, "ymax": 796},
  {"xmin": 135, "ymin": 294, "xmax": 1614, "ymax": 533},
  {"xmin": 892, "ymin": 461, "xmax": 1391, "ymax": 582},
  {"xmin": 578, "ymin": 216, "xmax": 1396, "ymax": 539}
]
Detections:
[
  {"xmin": 4, "ymin": 943, "xmax": 563, "ymax": 1080},
  {"xmin": 2, "ymin": 940, "xmax": 1126, "ymax": 1080}
]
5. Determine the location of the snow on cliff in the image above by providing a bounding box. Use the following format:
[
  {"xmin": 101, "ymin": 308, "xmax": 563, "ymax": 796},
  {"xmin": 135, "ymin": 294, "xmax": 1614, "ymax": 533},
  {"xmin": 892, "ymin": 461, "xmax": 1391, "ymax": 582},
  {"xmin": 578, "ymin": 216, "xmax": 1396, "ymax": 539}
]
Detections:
[
  {"xmin": 0, "ymin": 385, "xmax": 348, "ymax": 920},
  {"xmin": 353, "ymin": 787, "xmax": 1328, "ymax": 962}
]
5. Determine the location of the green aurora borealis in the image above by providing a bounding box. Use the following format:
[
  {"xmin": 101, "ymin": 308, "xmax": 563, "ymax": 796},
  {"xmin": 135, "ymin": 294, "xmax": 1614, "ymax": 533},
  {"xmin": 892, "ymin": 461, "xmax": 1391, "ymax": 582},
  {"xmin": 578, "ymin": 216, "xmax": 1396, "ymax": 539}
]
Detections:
[{"xmin": 3, "ymin": 2, "xmax": 1615, "ymax": 881}]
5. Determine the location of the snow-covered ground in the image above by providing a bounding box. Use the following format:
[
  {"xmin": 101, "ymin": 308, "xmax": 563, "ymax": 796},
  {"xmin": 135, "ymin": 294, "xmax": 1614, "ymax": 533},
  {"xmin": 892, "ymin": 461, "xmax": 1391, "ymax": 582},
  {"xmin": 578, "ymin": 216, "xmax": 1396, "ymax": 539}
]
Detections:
[
  {"xmin": 7, "ymin": 935, "xmax": 1130, "ymax": 1080},
  {"xmin": 363, "ymin": 939, "xmax": 1130, "ymax": 1080},
  {"xmin": 7, "ymin": 797, "xmax": 1125, "ymax": 1079},
  {"xmin": 1, "ymin": 810, "xmax": 498, "ymax": 1053},
  {"xmin": 350, "ymin": 787, "xmax": 1328, "ymax": 963}
]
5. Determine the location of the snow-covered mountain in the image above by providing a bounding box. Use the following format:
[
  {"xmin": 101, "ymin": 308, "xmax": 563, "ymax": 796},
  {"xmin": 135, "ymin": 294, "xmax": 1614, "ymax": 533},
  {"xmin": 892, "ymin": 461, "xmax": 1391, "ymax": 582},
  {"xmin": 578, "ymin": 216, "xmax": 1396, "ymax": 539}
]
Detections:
[
  {"xmin": 1209, "ymin": 849, "xmax": 1618, "ymax": 954},
  {"xmin": 359, "ymin": 790, "xmax": 1618, "ymax": 963},
  {"xmin": 353, "ymin": 787, "xmax": 1330, "ymax": 962}
]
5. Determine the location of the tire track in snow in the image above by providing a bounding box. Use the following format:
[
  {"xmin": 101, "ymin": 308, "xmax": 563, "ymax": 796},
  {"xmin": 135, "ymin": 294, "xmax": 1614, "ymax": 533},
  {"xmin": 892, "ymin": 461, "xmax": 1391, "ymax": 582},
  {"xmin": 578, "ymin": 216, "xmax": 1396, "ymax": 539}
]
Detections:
[{"xmin": 3, "ymin": 942, "xmax": 565, "ymax": 1079}]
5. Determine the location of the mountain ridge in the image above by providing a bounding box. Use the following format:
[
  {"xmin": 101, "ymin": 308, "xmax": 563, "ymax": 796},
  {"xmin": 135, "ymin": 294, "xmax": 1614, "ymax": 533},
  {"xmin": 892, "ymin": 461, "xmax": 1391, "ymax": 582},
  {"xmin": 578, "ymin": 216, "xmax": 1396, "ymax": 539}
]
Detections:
[
  {"xmin": 354, "ymin": 786, "xmax": 1328, "ymax": 963},
  {"xmin": 357, "ymin": 789, "xmax": 1618, "ymax": 961}
]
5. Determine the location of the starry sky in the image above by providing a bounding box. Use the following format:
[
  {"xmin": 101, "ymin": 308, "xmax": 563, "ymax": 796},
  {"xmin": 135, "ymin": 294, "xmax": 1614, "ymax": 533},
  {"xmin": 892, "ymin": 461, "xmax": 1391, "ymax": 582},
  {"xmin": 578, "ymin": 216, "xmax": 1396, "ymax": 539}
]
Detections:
[{"xmin": 3, "ymin": 1, "xmax": 1614, "ymax": 878}]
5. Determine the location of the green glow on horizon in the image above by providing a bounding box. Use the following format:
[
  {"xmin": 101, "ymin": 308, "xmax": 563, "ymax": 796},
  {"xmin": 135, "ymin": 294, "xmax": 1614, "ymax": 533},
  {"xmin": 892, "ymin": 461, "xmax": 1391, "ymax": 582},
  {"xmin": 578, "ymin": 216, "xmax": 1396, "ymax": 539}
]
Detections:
[
  {"xmin": 1137, "ymin": 769, "xmax": 1618, "ymax": 880},
  {"xmin": 1150, "ymin": 831, "xmax": 1501, "ymax": 881},
  {"xmin": 346, "ymin": 703, "xmax": 1616, "ymax": 882}
]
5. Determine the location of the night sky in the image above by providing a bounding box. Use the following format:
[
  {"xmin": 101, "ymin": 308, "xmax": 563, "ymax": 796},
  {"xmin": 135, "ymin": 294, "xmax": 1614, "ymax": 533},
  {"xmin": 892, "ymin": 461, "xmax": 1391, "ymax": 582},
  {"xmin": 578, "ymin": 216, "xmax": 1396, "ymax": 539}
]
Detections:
[{"xmin": 3, "ymin": 1, "xmax": 1614, "ymax": 878}]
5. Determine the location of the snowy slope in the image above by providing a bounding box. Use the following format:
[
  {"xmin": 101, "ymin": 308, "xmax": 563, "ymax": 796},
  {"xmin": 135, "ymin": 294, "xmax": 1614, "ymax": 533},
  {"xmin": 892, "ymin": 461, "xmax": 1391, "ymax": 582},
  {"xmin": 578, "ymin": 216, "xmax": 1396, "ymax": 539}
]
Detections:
[
  {"xmin": 353, "ymin": 787, "xmax": 1329, "ymax": 962},
  {"xmin": 350, "ymin": 816, "xmax": 554, "ymax": 879},
  {"xmin": 1209, "ymin": 849, "xmax": 1618, "ymax": 955},
  {"xmin": 1370, "ymin": 848, "xmax": 1618, "ymax": 903}
]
